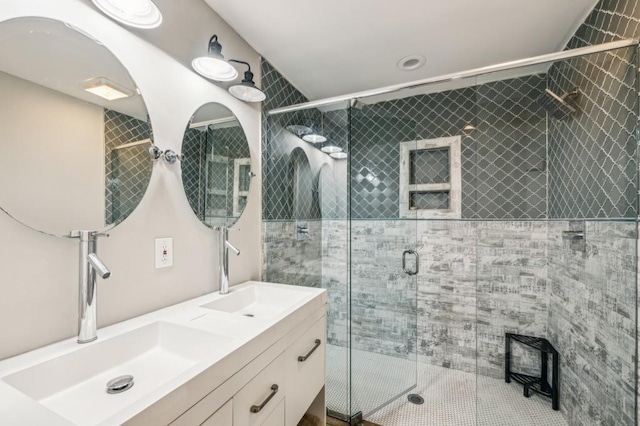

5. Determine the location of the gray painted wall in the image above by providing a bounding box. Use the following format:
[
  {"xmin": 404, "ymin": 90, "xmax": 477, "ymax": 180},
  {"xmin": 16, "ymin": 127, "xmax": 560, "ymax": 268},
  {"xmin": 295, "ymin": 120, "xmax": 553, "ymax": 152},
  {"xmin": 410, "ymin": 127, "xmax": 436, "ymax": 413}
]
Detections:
[{"xmin": 0, "ymin": 1, "xmax": 262, "ymax": 361}]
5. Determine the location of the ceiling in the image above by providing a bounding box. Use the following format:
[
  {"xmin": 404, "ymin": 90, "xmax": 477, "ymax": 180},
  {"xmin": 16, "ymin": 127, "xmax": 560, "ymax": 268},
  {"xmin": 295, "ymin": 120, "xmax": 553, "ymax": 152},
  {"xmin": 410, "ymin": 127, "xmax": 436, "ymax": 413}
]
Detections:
[{"xmin": 203, "ymin": 0, "xmax": 600, "ymax": 101}]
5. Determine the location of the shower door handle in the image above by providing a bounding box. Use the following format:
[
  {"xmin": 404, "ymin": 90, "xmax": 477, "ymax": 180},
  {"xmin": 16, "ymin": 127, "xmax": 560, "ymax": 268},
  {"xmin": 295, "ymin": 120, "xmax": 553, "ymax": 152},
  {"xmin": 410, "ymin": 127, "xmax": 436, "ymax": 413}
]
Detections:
[{"xmin": 402, "ymin": 250, "xmax": 419, "ymax": 276}]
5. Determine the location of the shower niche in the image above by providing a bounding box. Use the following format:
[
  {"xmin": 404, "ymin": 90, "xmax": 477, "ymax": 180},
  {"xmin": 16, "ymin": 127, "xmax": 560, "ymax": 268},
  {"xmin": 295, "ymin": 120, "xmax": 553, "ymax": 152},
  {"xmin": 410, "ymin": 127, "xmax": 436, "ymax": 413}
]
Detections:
[{"xmin": 399, "ymin": 136, "xmax": 461, "ymax": 218}]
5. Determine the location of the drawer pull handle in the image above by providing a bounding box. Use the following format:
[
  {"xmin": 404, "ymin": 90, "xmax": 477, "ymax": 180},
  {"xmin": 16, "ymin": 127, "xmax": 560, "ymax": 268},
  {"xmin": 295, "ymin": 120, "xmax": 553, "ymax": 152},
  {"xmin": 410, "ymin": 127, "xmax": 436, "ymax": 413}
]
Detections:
[
  {"xmin": 298, "ymin": 339, "xmax": 322, "ymax": 362},
  {"xmin": 250, "ymin": 384, "xmax": 278, "ymax": 413}
]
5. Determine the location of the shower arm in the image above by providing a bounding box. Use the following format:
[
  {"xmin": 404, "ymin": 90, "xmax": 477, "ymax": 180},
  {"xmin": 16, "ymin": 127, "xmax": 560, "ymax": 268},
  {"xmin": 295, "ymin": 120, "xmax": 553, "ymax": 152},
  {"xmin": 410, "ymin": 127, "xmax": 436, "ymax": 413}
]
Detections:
[{"xmin": 561, "ymin": 89, "xmax": 580, "ymax": 100}]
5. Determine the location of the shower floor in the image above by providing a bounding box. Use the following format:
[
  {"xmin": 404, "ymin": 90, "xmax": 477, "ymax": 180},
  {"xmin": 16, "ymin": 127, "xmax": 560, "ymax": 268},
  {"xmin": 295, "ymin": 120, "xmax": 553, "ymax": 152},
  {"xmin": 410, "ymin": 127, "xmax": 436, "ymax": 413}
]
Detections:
[
  {"xmin": 326, "ymin": 344, "xmax": 567, "ymax": 426},
  {"xmin": 326, "ymin": 344, "xmax": 415, "ymax": 416}
]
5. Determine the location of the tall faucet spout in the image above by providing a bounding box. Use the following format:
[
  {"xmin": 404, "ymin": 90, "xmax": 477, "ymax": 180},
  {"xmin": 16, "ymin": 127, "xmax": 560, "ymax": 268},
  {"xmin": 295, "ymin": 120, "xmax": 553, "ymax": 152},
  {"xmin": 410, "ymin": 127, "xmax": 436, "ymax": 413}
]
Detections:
[
  {"xmin": 215, "ymin": 227, "xmax": 240, "ymax": 295},
  {"xmin": 88, "ymin": 253, "xmax": 111, "ymax": 278},
  {"xmin": 225, "ymin": 240, "xmax": 241, "ymax": 256},
  {"xmin": 70, "ymin": 230, "xmax": 110, "ymax": 344}
]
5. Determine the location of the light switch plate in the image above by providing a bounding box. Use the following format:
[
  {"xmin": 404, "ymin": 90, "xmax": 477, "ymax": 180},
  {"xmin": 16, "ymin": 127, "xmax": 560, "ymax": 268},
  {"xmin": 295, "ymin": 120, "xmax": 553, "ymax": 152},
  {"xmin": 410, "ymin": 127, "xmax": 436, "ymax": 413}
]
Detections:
[{"xmin": 155, "ymin": 238, "xmax": 173, "ymax": 268}]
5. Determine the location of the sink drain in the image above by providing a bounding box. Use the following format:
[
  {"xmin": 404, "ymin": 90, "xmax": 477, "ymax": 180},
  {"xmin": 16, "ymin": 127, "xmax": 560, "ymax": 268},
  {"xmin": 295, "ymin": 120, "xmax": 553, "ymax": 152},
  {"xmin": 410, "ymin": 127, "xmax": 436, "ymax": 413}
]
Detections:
[
  {"xmin": 408, "ymin": 394, "xmax": 424, "ymax": 405},
  {"xmin": 243, "ymin": 313, "xmax": 254, "ymax": 317},
  {"xmin": 106, "ymin": 375, "xmax": 134, "ymax": 394}
]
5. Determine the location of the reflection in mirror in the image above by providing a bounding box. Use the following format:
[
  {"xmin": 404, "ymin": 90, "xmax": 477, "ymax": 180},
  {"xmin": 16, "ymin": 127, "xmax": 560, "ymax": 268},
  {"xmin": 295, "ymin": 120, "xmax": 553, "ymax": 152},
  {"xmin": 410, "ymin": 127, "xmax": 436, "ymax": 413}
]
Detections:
[
  {"xmin": 0, "ymin": 18, "xmax": 153, "ymax": 236},
  {"xmin": 319, "ymin": 163, "xmax": 347, "ymax": 219},
  {"xmin": 182, "ymin": 103, "xmax": 252, "ymax": 228},
  {"xmin": 288, "ymin": 148, "xmax": 317, "ymax": 219}
]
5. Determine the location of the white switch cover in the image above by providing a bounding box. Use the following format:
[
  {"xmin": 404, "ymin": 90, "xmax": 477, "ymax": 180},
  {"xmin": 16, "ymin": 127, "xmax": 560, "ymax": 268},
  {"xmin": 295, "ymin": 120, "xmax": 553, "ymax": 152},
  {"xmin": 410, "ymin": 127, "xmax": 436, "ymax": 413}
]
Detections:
[{"xmin": 155, "ymin": 238, "xmax": 173, "ymax": 268}]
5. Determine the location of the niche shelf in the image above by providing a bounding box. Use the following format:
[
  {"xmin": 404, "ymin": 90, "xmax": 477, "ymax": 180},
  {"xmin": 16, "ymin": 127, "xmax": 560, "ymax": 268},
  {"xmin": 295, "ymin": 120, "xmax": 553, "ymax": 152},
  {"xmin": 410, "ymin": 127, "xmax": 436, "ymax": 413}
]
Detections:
[{"xmin": 399, "ymin": 136, "xmax": 461, "ymax": 218}]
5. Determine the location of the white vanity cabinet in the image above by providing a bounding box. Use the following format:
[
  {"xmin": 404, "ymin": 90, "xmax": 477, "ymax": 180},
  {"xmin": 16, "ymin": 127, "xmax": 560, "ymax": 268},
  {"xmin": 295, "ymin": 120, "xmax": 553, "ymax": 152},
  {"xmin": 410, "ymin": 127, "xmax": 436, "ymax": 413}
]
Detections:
[
  {"xmin": 154, "ymin": 308, "xmax": 326, "ymax": 426},
  {"xmin": 234, "ymin": 354, "xmax": 286, "ymax": 426},
  {"xmin": 259, "ymin": 400, "xmax": 285, "ymax": 426},
  {"xmin": 200, "ymin": 400, "xmax": 232, "ymax": 425},
  {"xmin": 284, "ymin": 317, "xmax": 326, "ymax": 426},
  {"xmin": 0, "ymin": 282, "xmax": 326, "ymax": 426}
]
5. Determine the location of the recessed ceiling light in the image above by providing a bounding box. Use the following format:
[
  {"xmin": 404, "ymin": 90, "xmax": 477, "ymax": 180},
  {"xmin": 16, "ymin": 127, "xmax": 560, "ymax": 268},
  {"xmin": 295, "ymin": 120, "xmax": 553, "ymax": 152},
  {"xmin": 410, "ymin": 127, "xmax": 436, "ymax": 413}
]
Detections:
[
  {"xmin": 397, "ymin": 55, "xmax": 426, "ymax": 71},
  {"xmin": 330, "ymin": 152, "xmax": 348, "ymax": 160},
  {"xmin": 92, "ymin": 0, "xmax": 163, "ymax": 29},
  {"xmin": 83, "ymin": 77, "xmax": 133, "ymax": 100},
  {"xmin": 463, "ymin": 124, "xmax": 476, "ymax": 131},
  {"xmin": 321, "ymin": 145, "xmax": 342, "ymax": 154}
]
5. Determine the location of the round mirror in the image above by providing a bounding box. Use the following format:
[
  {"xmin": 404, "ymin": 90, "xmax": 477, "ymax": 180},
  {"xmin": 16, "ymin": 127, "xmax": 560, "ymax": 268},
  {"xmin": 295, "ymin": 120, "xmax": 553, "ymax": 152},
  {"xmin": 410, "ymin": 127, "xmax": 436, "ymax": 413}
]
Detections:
[
  {"xmin": 181, "ymin": 103, "xmax": 252, "ymax": 228},
  {"xmin": 0, "ymin": 17, "xmax": 154, "ymax": 237}
]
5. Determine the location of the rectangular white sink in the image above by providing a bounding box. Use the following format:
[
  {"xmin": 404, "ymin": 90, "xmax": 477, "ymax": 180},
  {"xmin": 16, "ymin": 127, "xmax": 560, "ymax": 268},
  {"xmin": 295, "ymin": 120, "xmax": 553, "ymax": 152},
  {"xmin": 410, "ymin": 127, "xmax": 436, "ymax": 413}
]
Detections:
[
  {"xmin": 200, "ymin": 284, "xmax": 310, "ymax": 319},
  {"xmin": 2, "ymin": 321, "xmax": 232, "ymax": 426}
]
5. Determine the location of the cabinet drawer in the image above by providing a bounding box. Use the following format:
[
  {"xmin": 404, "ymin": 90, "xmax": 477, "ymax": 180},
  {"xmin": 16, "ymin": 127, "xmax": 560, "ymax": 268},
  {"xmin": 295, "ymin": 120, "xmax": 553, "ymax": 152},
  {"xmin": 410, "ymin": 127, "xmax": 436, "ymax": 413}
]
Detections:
[
  {"xmin": 200, "ymin": 399, "xmax": 232, "ymax": 426},
  {"xmin": 259, "ymin": 399, "xmax": 284, "ymax": 426},
  {"xmin": 234, "ymin": 354, "xmax": 286, "ymax": 426},
  {"xmin": 284, "ymin": 316, "xmax": 326, "ymax": 426}
]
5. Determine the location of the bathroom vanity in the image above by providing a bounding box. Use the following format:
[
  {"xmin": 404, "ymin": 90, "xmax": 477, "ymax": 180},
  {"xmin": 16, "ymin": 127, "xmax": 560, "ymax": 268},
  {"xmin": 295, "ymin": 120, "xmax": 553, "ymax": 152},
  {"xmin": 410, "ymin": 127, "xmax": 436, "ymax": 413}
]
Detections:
[{"xmin": 0, "ymin": 282, "xmax": 327, "ymax": 426}]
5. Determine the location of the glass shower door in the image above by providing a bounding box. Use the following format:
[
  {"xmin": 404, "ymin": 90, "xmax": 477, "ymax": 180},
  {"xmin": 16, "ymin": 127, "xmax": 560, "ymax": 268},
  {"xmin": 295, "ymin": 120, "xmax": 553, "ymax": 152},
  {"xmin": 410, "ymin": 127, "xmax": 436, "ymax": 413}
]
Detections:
[{"xmin": 348, "ymin": 103, "xmax": 419, "ymax": 419}]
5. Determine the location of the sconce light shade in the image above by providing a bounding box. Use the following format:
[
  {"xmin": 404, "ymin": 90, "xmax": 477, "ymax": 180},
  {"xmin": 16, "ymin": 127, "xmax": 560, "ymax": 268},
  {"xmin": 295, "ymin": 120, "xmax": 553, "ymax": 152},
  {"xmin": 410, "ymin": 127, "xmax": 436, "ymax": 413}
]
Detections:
[
  {"xmin": 302, "ymin": 133, "xmax": 327, "ymax": 143},
  {"xmin": 321, "ymin": 144, "xmax": 342, "ymax": 154},
  {"xmin": 286, "ymin": 124, "xmax": 313, "ymax": 136},
  {"xmin": 192, "ymin": 35, "xmax": 238, "ymax": 81},
  {"xmin": 229, "ymin": 83, "xmax": 266, "ymax": 103},
  {"xmin": 92, "ymin": 0, "xmax": 163, "ymax": 28},
  {"xmin": 285, "ymin": 120, "xmax": 327, "ymax": 143},
  {"xmin": 228, "ymin": 60, "xmax": 266, "ymax": 102}
]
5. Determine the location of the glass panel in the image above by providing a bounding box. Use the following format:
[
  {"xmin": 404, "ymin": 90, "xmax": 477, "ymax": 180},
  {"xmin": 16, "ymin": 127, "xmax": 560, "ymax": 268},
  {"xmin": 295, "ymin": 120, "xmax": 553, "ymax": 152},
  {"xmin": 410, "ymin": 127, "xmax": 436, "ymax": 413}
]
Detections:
[
  {"xmin": 262, "ymin": 42, "xmax": 638, "ymax": 426},
  {"xmin": 262, "ymin": 102, "xmax": 351, "ymax": 418},
  {"xmin": 359, "ymin": 78, "xmax": 480, "ymax": 425},
  {"xmin": 349, "ymin": 101, "xmax": 418, "ymax": 419},
  {"xmin": 474, "ymin": 45, "xmax": 638, "ymax": 426}
]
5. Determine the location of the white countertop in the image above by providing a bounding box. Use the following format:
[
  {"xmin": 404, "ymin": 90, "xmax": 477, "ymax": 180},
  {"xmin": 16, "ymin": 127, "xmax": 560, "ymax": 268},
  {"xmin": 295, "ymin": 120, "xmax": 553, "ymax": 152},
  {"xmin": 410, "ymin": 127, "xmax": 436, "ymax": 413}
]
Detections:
[{"xmin": 0, "ymin": 281, "xmax": 327, "ymax": 426}]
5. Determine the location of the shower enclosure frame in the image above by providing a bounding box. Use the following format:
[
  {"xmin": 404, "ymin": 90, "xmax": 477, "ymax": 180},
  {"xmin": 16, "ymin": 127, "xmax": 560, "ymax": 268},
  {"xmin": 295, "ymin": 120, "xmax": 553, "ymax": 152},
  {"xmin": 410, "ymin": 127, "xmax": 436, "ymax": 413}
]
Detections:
[
  {"xmin": 264, "ymin": 37, "xmax": 639, "ymax": 423},
  {"xmin": 267, "ymin": 39, "xmax": 637, "ymax": 116}
]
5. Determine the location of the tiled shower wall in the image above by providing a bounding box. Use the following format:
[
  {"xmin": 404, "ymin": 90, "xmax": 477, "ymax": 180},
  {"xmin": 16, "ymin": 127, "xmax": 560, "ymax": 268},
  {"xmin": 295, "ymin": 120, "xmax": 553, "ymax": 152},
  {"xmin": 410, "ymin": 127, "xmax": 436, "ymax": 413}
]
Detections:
[
  {"xmin": 547, "ymin": 48, "xmax": 637, "ymax": 219},
  {"xmin": 262, "ymin": 0, "xmax": 640, "ymax": 423},
  {"xmin": 547, "ymin": 221, "xmax": 636, "ymax": 426},
  {"xmin": 350, "ymin": 76, "xmax": 547, "ymax": 220},
  {"xmin": 545, "ymin": 0, "xmax": 640, "ymax": 424},
  {"xmin": 262, "ymin": 71, "xmax": 553, "ymax": 378}
]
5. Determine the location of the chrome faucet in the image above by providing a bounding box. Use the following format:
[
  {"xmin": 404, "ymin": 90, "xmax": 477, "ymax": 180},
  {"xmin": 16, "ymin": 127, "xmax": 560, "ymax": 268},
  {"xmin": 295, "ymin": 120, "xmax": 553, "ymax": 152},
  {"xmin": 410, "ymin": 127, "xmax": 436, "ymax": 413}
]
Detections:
[
  {"xmin": 70, "ymin": 230, "xmax": 111, "ymax": 343},
  {"xmin": 214, "ymin": 227, "xmax": 240, "ymax": 294}
]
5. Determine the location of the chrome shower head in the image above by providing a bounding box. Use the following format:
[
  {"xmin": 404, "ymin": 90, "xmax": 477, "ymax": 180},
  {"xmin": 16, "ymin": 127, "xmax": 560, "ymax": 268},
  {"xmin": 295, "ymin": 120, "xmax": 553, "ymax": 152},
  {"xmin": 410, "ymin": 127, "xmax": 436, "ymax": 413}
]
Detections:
[{"xmin": 537, "ymin": 88, "xmax": 579, "ymax": 121}]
